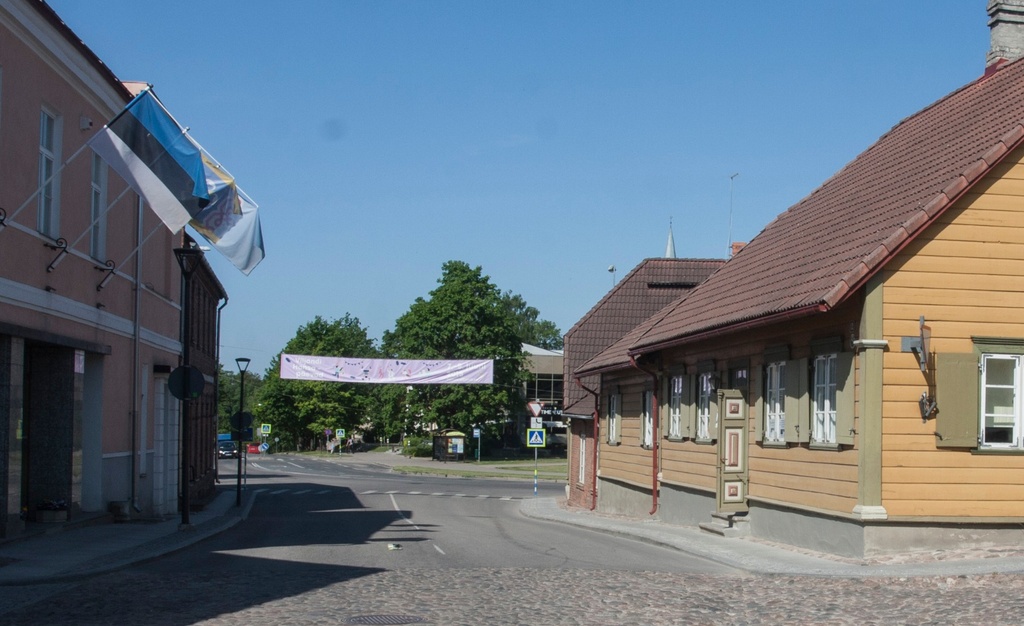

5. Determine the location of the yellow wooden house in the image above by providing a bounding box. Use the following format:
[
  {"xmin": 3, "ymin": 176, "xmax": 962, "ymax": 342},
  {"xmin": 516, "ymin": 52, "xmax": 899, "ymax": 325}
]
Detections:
[{"xmin": 574, "ymin": 5, "xmax": 1024, "ymax": 557}]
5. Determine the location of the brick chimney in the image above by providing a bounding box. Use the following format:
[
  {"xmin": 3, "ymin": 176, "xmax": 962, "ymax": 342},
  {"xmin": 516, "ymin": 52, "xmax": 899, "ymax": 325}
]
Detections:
[{"xmin": 988, "ymin": 0, "xmax": 1024, "ymax": 68}]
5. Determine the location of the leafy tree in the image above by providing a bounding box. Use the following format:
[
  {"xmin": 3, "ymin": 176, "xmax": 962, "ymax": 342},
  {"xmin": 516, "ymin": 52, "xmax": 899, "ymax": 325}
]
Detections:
[
  {"xmin": 255, "ymin": 315, "xmax": 378, "ymax": 450},
  {"xmin": 217, "ymin": 364, "xmax": 262, "ymax": 434},
  {"xmin": 379, "ymin": 261, "xmax": 527, "ymax": 435},
  {"xmin": 501, "ymin": 291, "xmax": 562, "ymax": 350}
]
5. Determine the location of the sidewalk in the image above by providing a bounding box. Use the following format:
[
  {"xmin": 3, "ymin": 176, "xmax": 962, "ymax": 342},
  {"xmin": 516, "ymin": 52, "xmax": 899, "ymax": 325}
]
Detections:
[
  {"xmin": 4, "ymin": 451, "xmax": 1024, "ymax": 586},
  {"xmin": 0, "ymin": 489, "xmax": 251, "ymax": 586}
]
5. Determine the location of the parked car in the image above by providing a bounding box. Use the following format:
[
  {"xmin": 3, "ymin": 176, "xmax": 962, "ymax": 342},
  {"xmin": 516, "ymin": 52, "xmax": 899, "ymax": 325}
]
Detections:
[{"xmin": 217, "ymin": 441, "xmax": 239, "ymax": 459}]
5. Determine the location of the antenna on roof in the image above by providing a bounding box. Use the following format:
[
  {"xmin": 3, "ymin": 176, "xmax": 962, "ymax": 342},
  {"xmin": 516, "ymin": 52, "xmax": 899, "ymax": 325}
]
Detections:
[
  {"xmin": 608, "ymin": 265, "xmax": 616, "ymax": 287},
  {"xmin": 727, "ymin": 172, "xmax": 739, "ymax": 257}
]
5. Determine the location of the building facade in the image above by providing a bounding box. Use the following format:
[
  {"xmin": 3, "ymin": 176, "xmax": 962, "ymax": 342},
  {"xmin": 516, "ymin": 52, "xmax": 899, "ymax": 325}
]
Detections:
[
  {"xmin": 574, "ymin": 2, "xmax": 1024, "ymax": 557},
  {"xmin": 562, "ymin": 258, "xmax": 724, "ymax": 509},
  {"xmin": 0, "ymin": 0, "xmax": 223, "ymax": 535}
]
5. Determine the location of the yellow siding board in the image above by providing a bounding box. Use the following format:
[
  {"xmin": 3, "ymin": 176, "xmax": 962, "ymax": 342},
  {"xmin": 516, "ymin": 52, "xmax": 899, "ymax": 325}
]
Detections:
[
  {"xmin": 886, "ymin": 500, "xmax": 1024, "ymax": 517},
  {"xmin": 883, "ymin": 483, "xmax": 1024, "ymax": 501},
  {"xmin": 885, "ymin": 285, "xmax": 1024, "ymax": 308},
  {"xmin": 748, "ymin": 457, "xmax": 857, "ymax": 482},
  {"xmin": 749, "ymin": 485, "xmax": 855, "ymax": 513},
  {"xmin": 883, "ymin": 450, "xmax": 1024, "ymax": 469}
]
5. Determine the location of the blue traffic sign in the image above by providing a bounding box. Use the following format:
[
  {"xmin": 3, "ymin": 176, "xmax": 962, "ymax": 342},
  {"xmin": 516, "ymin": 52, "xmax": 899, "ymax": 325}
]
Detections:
[{"xmin": 527, "ymin": 428, "xmax": 546, "ymax": 448}]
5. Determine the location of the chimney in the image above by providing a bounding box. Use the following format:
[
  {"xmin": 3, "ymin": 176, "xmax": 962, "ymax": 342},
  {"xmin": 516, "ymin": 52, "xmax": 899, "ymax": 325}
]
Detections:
[
  {"xmin": 731, "ymin": 242, "xmax": 746, "ymax": 257},
  {"xmin": 988, "ymin": 0, "xmax": 1024, "ymax": 68}
]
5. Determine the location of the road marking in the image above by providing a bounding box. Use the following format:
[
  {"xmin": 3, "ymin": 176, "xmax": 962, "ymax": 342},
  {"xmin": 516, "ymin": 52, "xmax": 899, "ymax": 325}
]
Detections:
[
  {"xmin": 294, "ymin": 490, "xmax": 311, "ymax": 495},
  {"xmin": 270, "ymin": 489, "xmax": 290, "ymax": 495},
  {"xmin": 389, "ymin": 493, "xmax": 421, "ymax": 531},
  {"xmin": 433, "ymin": 544, "xmax": 446, "ymax": 555}
]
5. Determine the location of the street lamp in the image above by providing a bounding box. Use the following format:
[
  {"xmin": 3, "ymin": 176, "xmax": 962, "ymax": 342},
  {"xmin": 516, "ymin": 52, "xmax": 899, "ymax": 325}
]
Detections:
[
  {"xmin": 234, "ymin": 357, "xmax": 250, "ymax": 507},
  {"xmin": 174, "ymin": 245, "xmax": 203, "ymax": 527}
]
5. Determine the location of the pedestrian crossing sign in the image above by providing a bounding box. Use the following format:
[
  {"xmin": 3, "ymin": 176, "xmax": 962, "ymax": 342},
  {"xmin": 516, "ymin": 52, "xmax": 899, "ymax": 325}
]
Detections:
[{"xmin": 527, "ymin": 428, "xmax": 546, "ymax": 448}]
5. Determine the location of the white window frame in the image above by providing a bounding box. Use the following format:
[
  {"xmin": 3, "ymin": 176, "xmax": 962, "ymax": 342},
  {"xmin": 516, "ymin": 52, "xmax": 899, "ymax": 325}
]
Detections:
[
  {"xmin": 90, "ymin": 153, "xmax": 108, "ymax": 259},
  {"xmin": 641, "ymin": 390, "xmax": 654, "ymax": 448},
  {"xmin": 37, "ymin": 108, "xmax": 61, "ymax": 237},
  {"xmin": 577, "ymin": 431, "xmax": 586, "ymax": 484},
  {"xmin": 764, "ymin": 361, "xmax": 786, "ymax": 443},
  {"xmin": 607, "ymin": 393, "xmax": 620, "ymax": 444},
  {"xmin": 668, "ymin": 375, "xmax": 683, "ymax": 439},
  {"xmin": 812, "ymin": 354, "xmax": 837, "ymax": 444},
  {"xmin": 696, "ymin": 372, "xmax": 714, "ymax": 440},
  {"xmin": 980, "ymin": 354, "xmax": 1022, "ymax": 448}
]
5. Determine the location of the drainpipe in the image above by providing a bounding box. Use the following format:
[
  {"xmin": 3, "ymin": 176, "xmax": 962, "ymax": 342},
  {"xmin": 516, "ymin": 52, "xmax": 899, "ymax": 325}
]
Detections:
[
  {"xmin": 574, "ymin": 376, "xmax": 601, "ymax": 511},
  {"xmin": 630, "ymin": 355, "xmax": 659, "ymax": 515},
  {"xmin": 130, "ymin": 196, "xmax": 143, "ymax": 511}
]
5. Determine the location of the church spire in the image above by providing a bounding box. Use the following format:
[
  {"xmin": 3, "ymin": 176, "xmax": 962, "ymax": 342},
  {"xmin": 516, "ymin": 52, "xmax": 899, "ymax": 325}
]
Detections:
[{"xmin": 665, "ymin": 218, "xmax": 676, "ymax": 258}]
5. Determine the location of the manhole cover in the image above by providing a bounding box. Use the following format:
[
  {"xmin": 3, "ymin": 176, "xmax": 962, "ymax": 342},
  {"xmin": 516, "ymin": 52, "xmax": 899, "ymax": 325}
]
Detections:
[{"xmin": 346, "ymin": 616, "xmax": 424, "ymax": 625}]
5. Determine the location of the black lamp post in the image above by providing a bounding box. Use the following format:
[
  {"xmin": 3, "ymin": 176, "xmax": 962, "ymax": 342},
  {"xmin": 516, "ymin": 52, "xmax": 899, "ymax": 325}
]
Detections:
[
  {"xmin": 174, "ymin": 245, "xmax": 203, "ymax": 527},
  {"xmin": 235, "ymin": 357, "xmax": 250, "ymax": 507}
]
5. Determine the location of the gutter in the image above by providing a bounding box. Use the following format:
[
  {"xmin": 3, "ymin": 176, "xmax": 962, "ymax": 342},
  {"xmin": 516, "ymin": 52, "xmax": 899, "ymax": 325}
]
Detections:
[
  {"xmin": 573, "ymin": 376, "xmax": 601, "ymax": 511},
  {"xmin": 629, "ymin": 355, "xmax": 660, "ymax": 516}
]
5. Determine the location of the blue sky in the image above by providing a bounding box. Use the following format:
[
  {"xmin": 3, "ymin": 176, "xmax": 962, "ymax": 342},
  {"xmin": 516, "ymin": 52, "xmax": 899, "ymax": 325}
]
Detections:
[{"xmin": 48, "ymin": 1, "xmax": 988, "ymax": 374}]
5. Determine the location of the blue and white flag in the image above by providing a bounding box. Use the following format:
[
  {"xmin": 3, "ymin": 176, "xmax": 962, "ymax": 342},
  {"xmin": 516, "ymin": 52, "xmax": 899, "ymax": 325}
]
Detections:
[{"xmin": 88, "ymin": 88, "xmax": 265, "ymax": 275}]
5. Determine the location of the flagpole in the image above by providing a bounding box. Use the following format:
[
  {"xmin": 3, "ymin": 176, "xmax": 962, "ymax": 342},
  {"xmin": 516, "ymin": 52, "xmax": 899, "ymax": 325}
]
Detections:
[
  {"xmin": 0, "ymin": 86, "xmax": 150, "ymax": 230},
  {"xmin": 2, "ymin": 140, "xmax": 94, "ymax": 228}
]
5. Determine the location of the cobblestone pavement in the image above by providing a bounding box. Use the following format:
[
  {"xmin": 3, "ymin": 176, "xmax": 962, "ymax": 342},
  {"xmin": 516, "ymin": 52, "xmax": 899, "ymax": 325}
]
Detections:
[{"xmin": 1, "ymin": 566, "xmax": 1022, "ymax": 625}]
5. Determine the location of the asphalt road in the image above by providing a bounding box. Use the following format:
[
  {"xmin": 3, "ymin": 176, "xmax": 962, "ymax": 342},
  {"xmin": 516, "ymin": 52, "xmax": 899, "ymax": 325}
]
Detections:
[{"xmin": 4, "ymin": 459, "xmax": 1023, "ymax": 625}]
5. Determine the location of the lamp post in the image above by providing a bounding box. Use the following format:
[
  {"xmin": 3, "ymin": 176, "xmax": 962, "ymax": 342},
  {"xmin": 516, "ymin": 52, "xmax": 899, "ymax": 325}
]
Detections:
[
  {"xmin": 174, "ymin": 245, "xmax": 203, "ymax": 527},
  {"xmin": 234, "ymin": 357, "xmax": 250, "ymax": 507}
]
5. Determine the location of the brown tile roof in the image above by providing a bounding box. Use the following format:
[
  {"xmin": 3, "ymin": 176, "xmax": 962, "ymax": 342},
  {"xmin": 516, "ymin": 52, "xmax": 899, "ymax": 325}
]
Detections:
[
  {"xmin": 621, "ymin": 58, "xmax": 1024, "ymax": 355},
  {"xmin": 562, "ymin": 258, "xmax": 723, "ymax": 415}
]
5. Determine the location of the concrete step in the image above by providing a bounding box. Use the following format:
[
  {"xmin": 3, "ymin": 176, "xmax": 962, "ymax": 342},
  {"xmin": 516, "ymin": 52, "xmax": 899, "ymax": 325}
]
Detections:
[{"xmin": 699, "ymin": 511, "xmax": 750, "ymax": 538}]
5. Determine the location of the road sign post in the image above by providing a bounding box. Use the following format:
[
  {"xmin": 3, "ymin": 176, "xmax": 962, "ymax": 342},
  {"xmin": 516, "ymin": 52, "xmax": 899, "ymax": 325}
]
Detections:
[{"xmin": 526, "ymin": 428, "xmax": 546, "ymax": 496}]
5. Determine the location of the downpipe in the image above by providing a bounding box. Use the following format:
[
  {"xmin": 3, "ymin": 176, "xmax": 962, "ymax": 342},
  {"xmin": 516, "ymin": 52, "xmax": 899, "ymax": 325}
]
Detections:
[{"xmin": 574, "ymin": 376, "xmax": 601, "ymax": 511}]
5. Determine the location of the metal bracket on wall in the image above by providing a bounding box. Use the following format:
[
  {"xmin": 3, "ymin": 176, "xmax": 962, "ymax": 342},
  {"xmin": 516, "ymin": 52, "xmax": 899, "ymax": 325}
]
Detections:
[
  {"xmin": 900, "ymin": 315, "xmax": 931, "ymax": 373},
  {"xmin": 45, "ymin": 238, "xmax": 69, "ymax": 272}
]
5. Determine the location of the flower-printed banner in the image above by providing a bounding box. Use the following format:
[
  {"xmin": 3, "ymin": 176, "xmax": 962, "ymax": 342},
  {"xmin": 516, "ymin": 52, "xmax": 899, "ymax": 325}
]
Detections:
[{"xmin": 279, "ymin": 354, "xmax": 493, "ymax": 385}]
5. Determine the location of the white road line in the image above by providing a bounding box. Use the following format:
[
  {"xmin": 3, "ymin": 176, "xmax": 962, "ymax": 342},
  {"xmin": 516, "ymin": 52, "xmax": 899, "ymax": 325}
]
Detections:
[
  {"xmin": 362, "ymin": 490, "xmax": 378, "ymax": 494},
  {"xmin": 315, "ymin": 490, "xmax": 330, "ymax": 495},
  {"xmin": 270, "ymin": 489, "xmax": 290, "ymax": 495},
  {"xmin": 389, "ymin": 493, "xmax": 421, "ymax": 531},
  {"xmin": 408, "ymin": 491, "xmax": 422, "ymax": 495},
  {"xmin": 454, "ymin": 494, "xmax": 467, "ymax": 497},
  {"xmin": 500, "ymin": 497, "xmax": 513, "ymax": 501},
  {"xmin": 294, "ymin": 490, "xmax": 311, "ymax": 495},
  {"xmin": 433, "ymin": 544, "xmax": 446, "ymax": 555}
]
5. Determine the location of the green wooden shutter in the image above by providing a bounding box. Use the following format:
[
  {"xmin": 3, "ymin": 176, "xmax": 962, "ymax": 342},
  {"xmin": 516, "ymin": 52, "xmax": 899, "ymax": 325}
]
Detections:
[
  {"xmin": 709, "ymin": 387, "xmax": 720, "ymax": 441},
  {"xmin": 784, "ymin": 357, "xmax": 810, "ymax": 443},
  {"xmin": 682, "ymin": 374, "xmax": 696, "ymax": 439},
  {"xmin": 835, "ymin": 352, "xmax": 855, "ymax": 446},
  {"xmin": 752, "ymin": 365, "xmax": 764, "ymax": 443},
  {"xmin": 935, "ymin": 353, "xmax": 979, "ymax": 448}
]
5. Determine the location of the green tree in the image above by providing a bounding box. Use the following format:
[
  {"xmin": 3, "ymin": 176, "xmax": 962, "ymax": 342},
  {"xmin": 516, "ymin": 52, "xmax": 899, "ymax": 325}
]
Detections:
[
  {"xmin": 379, "ymin": 261, "xmax": 527, "ymax": 435},
  {"xmin": 217, "ymin": 364, "xmax": 262, "ymax": 434},
  {"xmin": 256, "ymin": 315, "xmax": 378, "ymax": 450},
  {"xmin": 501, "ymin": 291, "xmax": 563, "ymax": 350}
]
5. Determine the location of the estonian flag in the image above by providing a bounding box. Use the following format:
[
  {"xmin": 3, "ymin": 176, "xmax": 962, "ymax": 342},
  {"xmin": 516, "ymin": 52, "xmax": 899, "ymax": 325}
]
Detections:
[{"xmin": 88, "ymin": 88, "xmax": 265, "ymax": 275}]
